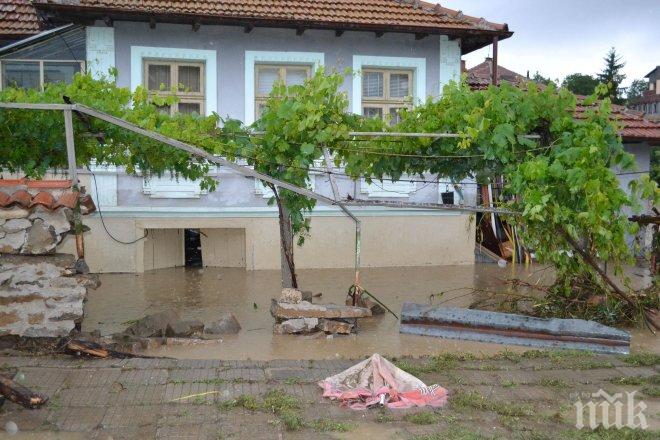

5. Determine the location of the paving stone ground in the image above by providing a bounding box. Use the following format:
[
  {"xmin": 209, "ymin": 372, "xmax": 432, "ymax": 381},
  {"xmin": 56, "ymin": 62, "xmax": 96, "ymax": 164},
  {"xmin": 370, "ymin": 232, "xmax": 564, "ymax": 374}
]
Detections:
[{"xmin": 0, "ymin": 351, "xmax": 658, "ymax": 439}]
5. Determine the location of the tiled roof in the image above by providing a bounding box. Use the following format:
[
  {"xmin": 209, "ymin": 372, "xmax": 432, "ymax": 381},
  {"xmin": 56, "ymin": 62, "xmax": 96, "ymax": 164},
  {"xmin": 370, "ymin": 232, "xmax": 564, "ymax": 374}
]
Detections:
[
  {"xmin": 34, "ymin": 0, "xmax": 510, "ymax": 51},
  {"xmin": 467, "ymin": 60, "xmax": 660, "ymax": 144},
  {"xmin": 0, "ymin": 179, "xmax": 96, "ymax": 214},
  {"xmin": 0, "ymin": 0, "xmax": 42, "ymax": 38},
  {"xmin": 467, "ymin": 58, "xmax": 529, "ymax": 90}
]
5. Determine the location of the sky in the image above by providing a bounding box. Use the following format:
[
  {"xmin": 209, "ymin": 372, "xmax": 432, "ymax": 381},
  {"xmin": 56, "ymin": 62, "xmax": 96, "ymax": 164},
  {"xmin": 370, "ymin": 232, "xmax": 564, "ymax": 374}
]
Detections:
[{"xmin": 436, "ymin": 0, "xmax": 659, "ymax": 87}]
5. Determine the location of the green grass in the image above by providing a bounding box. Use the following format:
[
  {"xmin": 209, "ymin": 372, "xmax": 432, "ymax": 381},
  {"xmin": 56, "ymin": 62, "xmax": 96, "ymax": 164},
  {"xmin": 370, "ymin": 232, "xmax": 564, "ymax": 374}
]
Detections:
[
  {"xmin": 262, "ymin": 389, "xmax": 301, "ymax": 413},
  {"xmin": 451, "ymin": 391, "xmax": 534, "ymax": 417},
  {"xmin": 561, "ymin": 427, "xmax": 659, "ymax": 440},
  {"xmin": 375, "ymin": 410, "xmax": 395, "ymax": 423},
  {"xmin": 641, "ymin": 385, "xmax": 660, "ymax": 397},
  {"xmin": 411, "ymin": 426, "xmax": 491, "ymax": 440},
  {"xmin": 623, "ymin": 352, "xmax": 660, "ymax": 367},
  {"xmin": 403, "ymin": 411, "xmax": 440, "ymax": 425},
  {"xmin": 308, "ymin": 418, "xmax": 353, "ymax": 432},
  {"xmin": 283, "ymin": 376, "xmax": 303, "ymax": 385},
  {"xmin": 278, "ymin": 409, "xmax": 306, "ymax": 431},
  {"xmin": 217, "ymin": 390, "xmax": 305, "ymax": 431},
  {"xmin": 217, "ymin": 394, "xmax": 260, "ymax": 411},
  {"xmin": 539, "ymin": 378, "xmax": 569, "ymax": 388}
]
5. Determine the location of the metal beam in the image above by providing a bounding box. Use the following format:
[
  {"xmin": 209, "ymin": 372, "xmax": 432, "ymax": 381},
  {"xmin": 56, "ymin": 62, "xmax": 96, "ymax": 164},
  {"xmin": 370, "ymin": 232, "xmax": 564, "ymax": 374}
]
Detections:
[
  {"xmin": 343, "ymin": 198, "xmax": 516, "ymax": 215},
  {"xmin": 0, "ymin": 102, "xmax": 75, "ymax": 111},
  {"xmin": 72, "ymin": 104, "xmax": 341, "ymax": 207}
]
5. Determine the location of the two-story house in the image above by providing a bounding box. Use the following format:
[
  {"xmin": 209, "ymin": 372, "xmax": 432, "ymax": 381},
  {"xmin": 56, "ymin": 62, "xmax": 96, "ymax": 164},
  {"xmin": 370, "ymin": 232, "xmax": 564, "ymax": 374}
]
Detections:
[
  {"xmin": 0, "ymin": 0, "xmax": 512, "ymax": 273},
  {"xmin": 629, "ymin": 66, "xmax": 660, "ymax": 121}
]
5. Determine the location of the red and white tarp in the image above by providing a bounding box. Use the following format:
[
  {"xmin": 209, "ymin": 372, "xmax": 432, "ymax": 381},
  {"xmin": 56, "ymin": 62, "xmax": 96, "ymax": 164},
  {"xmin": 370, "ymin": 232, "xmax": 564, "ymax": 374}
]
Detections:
[{"xmin": 318, "ymin": 353, "xmax": 448, "ymax": 410}]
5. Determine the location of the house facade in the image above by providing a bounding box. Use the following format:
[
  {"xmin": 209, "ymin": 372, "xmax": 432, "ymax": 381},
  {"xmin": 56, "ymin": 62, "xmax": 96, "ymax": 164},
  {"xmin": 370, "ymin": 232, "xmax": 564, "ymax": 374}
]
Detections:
[
  {"xmin": 629, "ymin": 66, "xmax": 660, "ymax": 121},
  {"xmin": 0, "ymin": 1, "xmax": 512, "ymax": 273}
]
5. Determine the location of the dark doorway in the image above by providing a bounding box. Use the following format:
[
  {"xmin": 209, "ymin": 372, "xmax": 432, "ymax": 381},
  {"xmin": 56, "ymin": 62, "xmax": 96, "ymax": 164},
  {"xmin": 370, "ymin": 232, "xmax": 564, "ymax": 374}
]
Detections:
[{"xmin": 184, "ymin": 229, "xmax": 203, "ymax": 267}]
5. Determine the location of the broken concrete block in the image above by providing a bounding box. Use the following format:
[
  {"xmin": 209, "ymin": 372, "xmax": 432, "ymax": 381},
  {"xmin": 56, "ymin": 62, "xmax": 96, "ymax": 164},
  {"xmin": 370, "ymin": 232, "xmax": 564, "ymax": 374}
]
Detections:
[
  {"xmin": 274, "ymin": 318, "xmax": 319, "ymax": 334},
  {"xmin": 203, "ymin": 313, "xmax": 241, "ymax": 335},
  {"xmin": 165, "ymin": 319, "xmax": 205, "ymax": 337},
  {"xmin": 270, "ymin": 299, "xmax": 371, "ymax": 320},
  {"xmin": 279, "ymin": 288, "xmax": 303, "ymax": 304},
  {"xmin": 318, "ymin": 319, "xmax": 353, "ymax": 335},
  {"xmin": 347, "ymin": 295, "xmax": 385, "ymax": 315},
  {"xmin": 124, "ymin": 310, "xmax": 180, "ymax": 337}
]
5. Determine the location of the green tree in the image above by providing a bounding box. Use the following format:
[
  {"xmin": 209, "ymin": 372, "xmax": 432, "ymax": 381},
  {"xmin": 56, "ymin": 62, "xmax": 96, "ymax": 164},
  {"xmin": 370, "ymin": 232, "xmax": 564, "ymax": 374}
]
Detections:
[
  {"xmin": 627, "ymin": 79, "xmax": 648, "ymax": 104},
  {"xmin": 561, "ymin": 73, "xmax": 599, "ymax": 96},
  {"xmin": 597, "ymin": 48, "xmax": 626, "ymax": 104},
  {"xmin": 531, "ymin": 71, "xmax": 555, "ymax": 87}
]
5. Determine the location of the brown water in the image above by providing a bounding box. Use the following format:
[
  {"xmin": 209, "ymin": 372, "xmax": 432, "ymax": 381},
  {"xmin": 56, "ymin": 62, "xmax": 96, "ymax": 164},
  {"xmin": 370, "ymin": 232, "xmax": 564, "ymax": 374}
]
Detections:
[{"xmin": 83, "ymin": 264, "xmax": 658, "ymax": 360}]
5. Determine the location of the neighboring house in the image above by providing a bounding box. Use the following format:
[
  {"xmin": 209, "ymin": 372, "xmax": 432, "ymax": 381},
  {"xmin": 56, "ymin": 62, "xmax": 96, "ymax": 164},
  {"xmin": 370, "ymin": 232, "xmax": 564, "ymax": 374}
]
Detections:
[
  {"xmin": 0, "ymin": 0, "xmax": 512, "ymax": 273},
  {"xmin": 629, "ymin": 66, "xmax": 660, "ymax": 121},
  {"xmin": 466, "ymin": 57, "xmax": 530, "ymax": 90},
  {"xmin": 0, "ymin": 0, "xmax": 46, "ymax": 47}
]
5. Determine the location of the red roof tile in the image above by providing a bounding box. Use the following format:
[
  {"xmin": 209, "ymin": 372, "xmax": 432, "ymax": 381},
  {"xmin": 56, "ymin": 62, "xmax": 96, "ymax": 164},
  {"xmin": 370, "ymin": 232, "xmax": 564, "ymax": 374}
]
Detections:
[
  {"xmin": 0, "ymin": 0, "xmax": 43, "ymax": 38},
  {"xmin": 34, "ymin": 0, "xmax": 511, "ymax": 51},
  {"xmin": 0, "ymin": 179, "xmax": 96, "ymax": 214},
  {"xmin": 467, "ymin": 60, "xmax": 660, "ymax": 144}
]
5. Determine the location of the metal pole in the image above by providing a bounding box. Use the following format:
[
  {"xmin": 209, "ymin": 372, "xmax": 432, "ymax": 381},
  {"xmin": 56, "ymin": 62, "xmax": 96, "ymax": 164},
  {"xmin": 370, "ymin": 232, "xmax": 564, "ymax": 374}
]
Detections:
[
  {"xmin": 492, "ymin": 35, "xmax": 499, "ymax": 86},
  {"xmin": 64, "ymin": 109, "xmax": 86, "ymax": 270},
  {"xmin": 323, "ymin": 147, "xmax": 362, "ymax": 295}
]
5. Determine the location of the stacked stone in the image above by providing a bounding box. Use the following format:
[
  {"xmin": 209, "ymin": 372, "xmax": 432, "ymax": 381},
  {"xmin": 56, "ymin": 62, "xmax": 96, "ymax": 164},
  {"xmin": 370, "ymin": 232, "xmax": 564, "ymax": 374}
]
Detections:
[
  {"xmin": 0, "ymin": 207, "xmax": 73, "ymax": 255},
  {"xmin": 271, "ymin": 288, "xmax": 371, "ymax": 335},
  {"xmin": 0, "ymin": 257, "xmax": 92, "ymax": 337}
]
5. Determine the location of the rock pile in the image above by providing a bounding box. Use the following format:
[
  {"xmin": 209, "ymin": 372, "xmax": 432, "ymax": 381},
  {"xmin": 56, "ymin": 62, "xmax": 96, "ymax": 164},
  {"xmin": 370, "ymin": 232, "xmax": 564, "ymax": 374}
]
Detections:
[
  {"xmin": 121, "ymin": 310, "xmax": 241, "ymax": 339},
  {"xmin": 0, "ymin": 255, "xmax": 98, "ymax": 337},
  {"xmin": 271, "ymin": 289, "xmax": 371, "ymax": 335}
]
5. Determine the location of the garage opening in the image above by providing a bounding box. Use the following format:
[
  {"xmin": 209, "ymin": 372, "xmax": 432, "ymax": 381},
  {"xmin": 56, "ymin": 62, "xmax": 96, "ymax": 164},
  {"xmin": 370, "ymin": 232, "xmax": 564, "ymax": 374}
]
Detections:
[{"xmin": 184, "ymin": 229, "xmax": 203, "ymax": 267}]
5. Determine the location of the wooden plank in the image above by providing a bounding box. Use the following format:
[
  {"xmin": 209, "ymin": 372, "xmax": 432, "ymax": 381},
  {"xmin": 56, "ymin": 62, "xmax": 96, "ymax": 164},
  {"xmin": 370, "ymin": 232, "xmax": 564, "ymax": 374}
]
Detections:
[{"xmin": 0, "ymin": 374, "xmax": 48, "ymax": 409}]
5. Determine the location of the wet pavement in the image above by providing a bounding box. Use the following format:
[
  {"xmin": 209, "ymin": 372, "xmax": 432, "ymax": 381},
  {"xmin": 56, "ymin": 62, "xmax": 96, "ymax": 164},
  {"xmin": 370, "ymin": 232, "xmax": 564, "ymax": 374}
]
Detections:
[
  {"xmin": 83, "ymin": 264, "xmax": 658, "ymax": 359},
  {"xmin": 0, "ymin": 351, "xmax": 657, "ymax": 439}
]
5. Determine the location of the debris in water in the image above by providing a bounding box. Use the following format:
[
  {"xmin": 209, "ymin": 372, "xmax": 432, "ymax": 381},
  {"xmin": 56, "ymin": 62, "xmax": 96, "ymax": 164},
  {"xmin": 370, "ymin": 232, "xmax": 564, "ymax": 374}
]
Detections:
[
  {"xmin": 270, "ymin": 299, "xmax": 371, "ymax": 320},
  {"xmin": 318, "ymin": 353, "xmax": 448, "ymax": 410},
  {"xmin": 399, "ymin": 302, "xmax": 631, "ymax": 354}
]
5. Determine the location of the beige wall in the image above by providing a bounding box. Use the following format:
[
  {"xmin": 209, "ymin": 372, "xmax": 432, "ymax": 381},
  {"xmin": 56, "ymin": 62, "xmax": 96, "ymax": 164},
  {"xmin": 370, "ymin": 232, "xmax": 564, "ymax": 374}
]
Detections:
[
  {"xmin": 201, "ymin": 228, "xmax": 246, "ymax": 268},
  {"xmin": 63, "ymin": 213, "xmax": 475, "ymax": 273}
]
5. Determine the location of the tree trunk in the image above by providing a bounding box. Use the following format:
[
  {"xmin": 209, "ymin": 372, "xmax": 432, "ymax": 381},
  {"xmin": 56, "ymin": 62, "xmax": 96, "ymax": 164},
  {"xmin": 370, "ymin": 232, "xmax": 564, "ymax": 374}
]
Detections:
[{"xmin": 269, "ymin": 184, "xmax": 298, "ymax": 288}]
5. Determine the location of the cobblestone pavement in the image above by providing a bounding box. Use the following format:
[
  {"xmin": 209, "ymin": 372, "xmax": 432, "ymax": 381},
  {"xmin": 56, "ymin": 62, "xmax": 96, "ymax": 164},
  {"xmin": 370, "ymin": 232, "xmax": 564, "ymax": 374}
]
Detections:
[{"xmin": 0, "ymin": 351, "xmax": 658, "ymax": 439}]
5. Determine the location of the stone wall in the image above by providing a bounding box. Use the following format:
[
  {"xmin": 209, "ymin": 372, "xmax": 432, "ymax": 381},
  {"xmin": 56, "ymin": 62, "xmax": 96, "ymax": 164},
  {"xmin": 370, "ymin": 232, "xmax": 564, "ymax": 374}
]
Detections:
[
  {"xmin": 0, "ymin": 255, "xmax": 94, "ymax": 337},
  {"xmin": 0, "ymin": 207, "xmax": 73, "ymax": 255}
]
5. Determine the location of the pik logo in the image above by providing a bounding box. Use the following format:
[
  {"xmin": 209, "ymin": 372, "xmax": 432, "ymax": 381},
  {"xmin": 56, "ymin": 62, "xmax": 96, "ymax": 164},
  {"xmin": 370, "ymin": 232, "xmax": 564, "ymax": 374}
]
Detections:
[{"xmin": 574, "ymin": 389, "xmax": 648, "ymax": 430}]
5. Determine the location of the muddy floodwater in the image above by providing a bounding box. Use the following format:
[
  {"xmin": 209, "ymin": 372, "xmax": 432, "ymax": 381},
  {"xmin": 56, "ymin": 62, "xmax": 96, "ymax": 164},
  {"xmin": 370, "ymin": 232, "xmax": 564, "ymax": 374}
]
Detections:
[{"xmin": 83, "ymin": 264, "xmax": 658, "ymax": 360}]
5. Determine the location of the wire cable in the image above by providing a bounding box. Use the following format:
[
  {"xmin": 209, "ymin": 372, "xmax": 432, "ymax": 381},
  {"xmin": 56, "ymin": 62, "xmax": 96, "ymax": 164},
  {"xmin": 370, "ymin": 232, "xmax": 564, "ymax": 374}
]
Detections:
[{"xmin": 88, "ymin": 166, "xmax": 149, "ymax": 245}]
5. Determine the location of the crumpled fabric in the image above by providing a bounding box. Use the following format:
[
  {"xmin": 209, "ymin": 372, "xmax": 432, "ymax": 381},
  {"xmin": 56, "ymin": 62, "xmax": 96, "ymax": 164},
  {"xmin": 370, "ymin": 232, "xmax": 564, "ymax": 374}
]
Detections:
[{"xmin": 318, "ymin": 353, "xmax": 448, "ymax": 410}]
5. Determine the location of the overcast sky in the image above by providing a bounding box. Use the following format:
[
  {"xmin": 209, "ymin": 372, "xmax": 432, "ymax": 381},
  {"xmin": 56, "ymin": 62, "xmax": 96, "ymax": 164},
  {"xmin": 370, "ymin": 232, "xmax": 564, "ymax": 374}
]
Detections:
[{"xmin": 437, "ymin": 0, "xmax": 659, "ymax": 87}]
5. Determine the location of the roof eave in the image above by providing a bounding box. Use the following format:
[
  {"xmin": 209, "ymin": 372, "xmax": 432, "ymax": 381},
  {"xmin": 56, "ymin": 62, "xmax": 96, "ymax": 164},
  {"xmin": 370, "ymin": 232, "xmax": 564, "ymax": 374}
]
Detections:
[{"xmin": 35, "ymin": 3, "xmax": 512, "ymax": 53}]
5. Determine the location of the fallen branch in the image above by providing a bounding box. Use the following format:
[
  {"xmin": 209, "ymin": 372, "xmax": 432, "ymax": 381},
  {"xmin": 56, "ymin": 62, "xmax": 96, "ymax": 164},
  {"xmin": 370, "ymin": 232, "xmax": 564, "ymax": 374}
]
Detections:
[
  {"xmin": 0, "ymin": 374, "xmax": 48, "ymax": 409},
  {"xmin": 63, "ymin": 339, "xmax": 154, "ymax": 359}
]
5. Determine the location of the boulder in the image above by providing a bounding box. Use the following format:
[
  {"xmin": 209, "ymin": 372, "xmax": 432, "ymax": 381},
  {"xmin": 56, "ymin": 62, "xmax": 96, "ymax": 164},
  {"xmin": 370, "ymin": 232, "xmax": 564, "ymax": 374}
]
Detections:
[
  {"xmin": 318, "ymin": 319, "xmax": 354, "ymax": 335},
  {"xmin": 270, "ymin": 299, "xmax": 371, "ymax": 320},
  {"xmin": 279, "ymin": 288, "xmax": 303, "ymax": 304},
  {"xmin": 165, "ymin": 319, "xmax": 205, "ymax": 337},
  {"xmin": 274, "ymin": 318, "xmax": 319, "ymax": 334},
  {"xmin": 3, "ymin": 218, "xmax": 31, "ymax": 233},
  {"xmin": 22, "ymin": 219, "xmax": 57, "ymax": 255},
  {"xmin": 0, "ymin": 230, "xmax": 26, "ymax": 254},
  {"xmin": 203, "ymin": 313, "xmax": 241, "ymax": 335},
  {"xmin": 29, "ymin": 207, "xmax": 72, "ymax": 235},
  {"xmin": 124, "ymin": 310, "xmax": 180, "ymax": 337}
]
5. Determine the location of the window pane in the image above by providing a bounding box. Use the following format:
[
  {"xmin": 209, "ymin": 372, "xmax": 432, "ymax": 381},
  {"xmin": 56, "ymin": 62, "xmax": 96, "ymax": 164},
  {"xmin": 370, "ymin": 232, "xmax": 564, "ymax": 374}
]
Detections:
[
  {"xmin": 362, "ymin": 71, "xmax": 383, "ymax": 98},
  {"xmin": 178, "ymin": 102, "xmax": 201, "ymax": 115},
  {"xmin": 256, "ymin": 67, "xmax": 280, "ymax": 95},
  {"xmin": 255, "ymin": 102, "xmax": 267, "ymax": 119},
  {"xmin": 388, "ymin": 107, "xmax": 404, "ymax": 126},
  {"xmin": 390, "ymin": 73, "xmax": 411, "ymax": 98},
  {"xmin": 363, "ymin": 107, "xmax": 383, "ymax": 119},
  {"xmin": 147, "ymin": 64, "xmax": 171, "ymax": 90},
  {"xmin": 1, "ymin": 61, "xmax": 40, "ymax": 89},
  {"xmin": 178, "ymin": 65, "xmax": 201, "ymax": 92},
  {"xmin": 43, "ymin": 62, "xmax": 80, "ymax": 85},
  {"xmin": 285, "ymin": 68, "xmax": 307, "ymax": 86}
]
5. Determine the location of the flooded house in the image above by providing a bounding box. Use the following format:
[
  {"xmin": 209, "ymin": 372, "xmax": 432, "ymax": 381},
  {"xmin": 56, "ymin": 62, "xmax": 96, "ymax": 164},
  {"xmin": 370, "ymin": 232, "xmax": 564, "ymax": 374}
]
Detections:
[{"xmin": 0, "ymin": 0, "xmax": 513, "ymax": 273}]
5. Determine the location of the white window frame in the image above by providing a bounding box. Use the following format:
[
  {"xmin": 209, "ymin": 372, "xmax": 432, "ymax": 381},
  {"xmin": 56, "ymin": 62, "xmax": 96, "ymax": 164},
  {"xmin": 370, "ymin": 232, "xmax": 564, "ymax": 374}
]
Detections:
[
  {"xmin": 130, "ymin": 46, "xmax": 217, "ymax": 115},
  {"xmin": 254, "ymin": 177, "xmax": 316, "ymax": 199},
  {"xmin": 142, "ymin": 173, "xmax": 208, "ymax": 199},
  {"xmin": 352, "ymin": 55, "xmax": 426, "ymax": 115},
  {"xmin": 360, "ymin": 68, "xmax": 414, "ymax": 124},
  {"xmin": 360, "ymin": 179, "xmax": 416, "ymax": 198},
  {"xmin": 244, "ymin": 51, "xmax": 324, "ymax": 124}
]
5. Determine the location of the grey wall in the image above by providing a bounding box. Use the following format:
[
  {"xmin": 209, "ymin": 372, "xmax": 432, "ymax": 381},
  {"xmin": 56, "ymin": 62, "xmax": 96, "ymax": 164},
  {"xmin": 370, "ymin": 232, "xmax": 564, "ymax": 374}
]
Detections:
[{"xmin": 111, "ymin": 21, "xmax": 442, "ymax": 121}]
